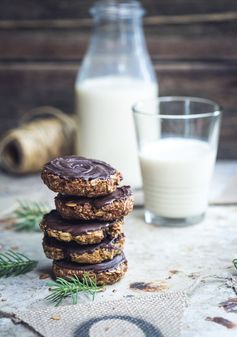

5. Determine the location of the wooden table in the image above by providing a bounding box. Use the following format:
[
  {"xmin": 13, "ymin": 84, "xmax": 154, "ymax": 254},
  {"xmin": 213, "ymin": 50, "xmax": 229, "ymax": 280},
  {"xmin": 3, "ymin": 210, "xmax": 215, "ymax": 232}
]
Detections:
[{"xmin": 0, "ymin": 161, "xmax": 237, "ymax": 337}]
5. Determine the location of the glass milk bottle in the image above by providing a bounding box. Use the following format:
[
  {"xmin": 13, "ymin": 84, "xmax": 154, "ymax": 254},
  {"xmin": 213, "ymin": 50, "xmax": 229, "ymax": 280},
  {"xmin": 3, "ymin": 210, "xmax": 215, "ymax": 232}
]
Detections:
[{"xmin": 75, "ymin": 0, "xmax": 158, "ymax": 188}]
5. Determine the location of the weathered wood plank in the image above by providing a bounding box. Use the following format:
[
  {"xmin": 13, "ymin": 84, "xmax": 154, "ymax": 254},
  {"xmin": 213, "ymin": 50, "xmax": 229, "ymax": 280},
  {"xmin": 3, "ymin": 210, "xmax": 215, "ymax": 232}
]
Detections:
[
  {"xmin": 0, "ymin": 31, "xmax": 236, "ymax": 62},
  {"xmin": 0, "ymin": 17, "xmax": 236, "ymax": 45},
  {"xmin": 0, "ymin": 61, "xmax": 236, "ymax": 159},
  {"xmin": 0, "ymin": 0, "xmax": 237, "ymax": 20},
  {"xmin": 0, "ymin": 14, "xmax": 236, "ymax": 31},
  {"xmin": 0, "ymin": 31, "xmax": 88, "ymax": 61}
]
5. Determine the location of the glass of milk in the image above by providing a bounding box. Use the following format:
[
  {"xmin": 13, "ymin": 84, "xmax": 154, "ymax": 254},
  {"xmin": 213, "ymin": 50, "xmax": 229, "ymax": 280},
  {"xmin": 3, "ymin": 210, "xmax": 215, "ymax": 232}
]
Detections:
[{"xmin": 133, "ymin": 97, "xmax": 222, "ymax": 226}]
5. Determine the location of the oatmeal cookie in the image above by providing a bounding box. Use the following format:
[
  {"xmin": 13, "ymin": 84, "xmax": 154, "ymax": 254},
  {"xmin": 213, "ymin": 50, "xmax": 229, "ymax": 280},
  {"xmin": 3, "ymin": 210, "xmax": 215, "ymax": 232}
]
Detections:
[
  {"xmin": 53, "ymin": 253, "xmax": 128, "ymax": 285},
  {"xmin": 41, "ymin": 156, "xmax": 122, "ymax": 197},
  {"xmin": 55, "ymin": 186, "xmax": 134, "ymax": 221},
  {"xmin": 43, "ymin": 234, "xmax": 125, "ymax": 264},
  {"xmin": 40, "ymin": 210, "xmax": 123, "ymax": 245}
]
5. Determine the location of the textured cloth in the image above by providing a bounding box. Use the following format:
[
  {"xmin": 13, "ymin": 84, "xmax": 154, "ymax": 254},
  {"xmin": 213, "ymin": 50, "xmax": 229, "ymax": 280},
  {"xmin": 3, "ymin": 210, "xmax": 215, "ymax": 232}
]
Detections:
[{"xmin": 15, "ymin": 292, "xmax": 187, "ymax": 337}]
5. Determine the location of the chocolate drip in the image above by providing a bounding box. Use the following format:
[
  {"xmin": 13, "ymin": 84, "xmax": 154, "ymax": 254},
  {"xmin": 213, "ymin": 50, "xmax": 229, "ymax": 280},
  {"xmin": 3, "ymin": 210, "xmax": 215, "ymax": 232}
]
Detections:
[
  {"xmin": 43, "ymin": 156, "xmax": 117, "ymax": 180},
  {"xmin": 43, "ymin": 210, "xmax": 118, "ymax": 235},
  {"xmin": 57, "ymin": 186, "xmax": 132, "ymax": 209},
  {"xmin": 54, "ymin": 252, "xmax": 126, "ymax": 272},
  {"xmin": 43, "ymin": 234, "xmax": 124, "ymax": 256}
]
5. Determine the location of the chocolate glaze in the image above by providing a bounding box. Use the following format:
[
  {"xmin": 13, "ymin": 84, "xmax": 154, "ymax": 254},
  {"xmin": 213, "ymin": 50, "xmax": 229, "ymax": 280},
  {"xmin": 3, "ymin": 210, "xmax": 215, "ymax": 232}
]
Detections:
[
  {"xmin": 43, "ymin": 234, "xmax": 124, "ymax": 256},
  {"xmin": 42, "ymin": 210, "xmax": 119, "ymax": 235},
  {"xmin": 54, "ymin": 252, "xmax": 127, "ymax": 272},
  {"xmin": 57, "ymin": 186, "xmax": 133, "ymax": 209},
  {"xmin": 43, "ymin": 156, "xmax": 117, "ymax": 180}
]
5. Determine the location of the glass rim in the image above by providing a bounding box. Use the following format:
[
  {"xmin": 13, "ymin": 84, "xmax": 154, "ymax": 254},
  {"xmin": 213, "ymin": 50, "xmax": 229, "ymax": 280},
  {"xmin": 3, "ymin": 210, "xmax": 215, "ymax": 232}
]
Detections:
[{"xmin": 132, "ymin": 96, "xmax": 222, "ymax": 120}]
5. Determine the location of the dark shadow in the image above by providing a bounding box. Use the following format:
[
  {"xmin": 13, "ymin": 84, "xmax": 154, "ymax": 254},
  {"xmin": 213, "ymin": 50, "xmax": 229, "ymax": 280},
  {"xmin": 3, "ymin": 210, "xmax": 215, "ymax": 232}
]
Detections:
[{"xmin": 35, "ymin": 264, "xmax": 54, "ymax": 279}]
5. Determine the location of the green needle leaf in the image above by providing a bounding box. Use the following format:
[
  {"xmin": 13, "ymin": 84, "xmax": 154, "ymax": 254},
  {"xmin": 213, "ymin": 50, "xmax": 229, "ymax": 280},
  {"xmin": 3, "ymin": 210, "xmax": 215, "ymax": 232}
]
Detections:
[
  {"xmin": 13, "ymin": 200, "xmax": 49, "ymax": 232},
  {"xmin": 233, "ymin": 259, "xmax": 237, "ymax": 270},
  {"xmin": 0, "ymin": 250, "xmax": 38, "ymax": 277},
  {"xmin": 46, "ymin": 273, "xmax": 104, "ymax": 306}
]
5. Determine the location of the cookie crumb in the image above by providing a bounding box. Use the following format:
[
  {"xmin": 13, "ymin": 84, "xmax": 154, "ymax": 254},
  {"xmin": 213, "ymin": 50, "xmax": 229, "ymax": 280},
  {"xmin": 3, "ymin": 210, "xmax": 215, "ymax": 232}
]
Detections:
[
  {"xmin": 206, "ymin": 316, "xmax": 236, "ymax": 329},
  {"xmin": 169, "ymin": 270, "xmax": 180, "ymax": 275},
  {"xmin": 10, "ymin": 246, "xmax": 19, "ymax": 251},
  {"xmin": 219, "ymin": 298, "xmax": 237, "ymax": 313},
  {"xmin": 130, "ymin": 281, "xmax": 169, "ymax": 292},
  {"xmin": 188, "ymin": 272, "xmax": 200, "ymax": 279},
  {"xmin": 39, "ymin": 273, "xmax": 49, "ymax": 279},
  {"xmin": 51, "ymin": 315, "xmax": 61, "ymax": 321}
]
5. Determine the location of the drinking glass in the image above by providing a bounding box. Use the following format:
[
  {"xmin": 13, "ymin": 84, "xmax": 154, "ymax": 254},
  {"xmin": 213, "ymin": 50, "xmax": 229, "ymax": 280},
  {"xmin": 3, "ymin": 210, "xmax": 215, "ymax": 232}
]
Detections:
[{"xmin": 133, "ymin": 97, "xmax": 222, "ymax": 226}]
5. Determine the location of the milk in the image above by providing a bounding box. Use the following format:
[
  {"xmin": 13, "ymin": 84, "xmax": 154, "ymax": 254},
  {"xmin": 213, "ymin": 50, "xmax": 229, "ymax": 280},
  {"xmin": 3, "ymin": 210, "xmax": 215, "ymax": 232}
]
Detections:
[
  {"xmin": 75, "ymin": 76, "xmax": 158, "ymax": 187},
  {"xmin": 140, "ymin": 138, "xmax": 216, "ymax": 218}
]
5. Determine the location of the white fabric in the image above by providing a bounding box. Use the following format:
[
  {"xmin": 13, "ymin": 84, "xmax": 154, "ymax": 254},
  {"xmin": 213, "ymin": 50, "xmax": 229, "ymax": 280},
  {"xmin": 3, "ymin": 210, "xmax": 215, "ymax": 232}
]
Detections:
[{"xmin": 15, "ymin": 292, "xmax": 187, "ymax": 337}]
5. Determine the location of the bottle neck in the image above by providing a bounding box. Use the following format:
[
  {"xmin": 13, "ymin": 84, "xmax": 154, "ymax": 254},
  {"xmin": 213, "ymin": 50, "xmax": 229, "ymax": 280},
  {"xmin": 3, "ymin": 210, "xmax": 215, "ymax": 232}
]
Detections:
[
  {"xmin": 90, "ymin": 15, "xmax": 145, "ymax": 54},
  {"xmin": 90, "ymin": 0, "xmax": 145, "ymax": 43},
  {"xmin": 78, "ymin": 1, "xmax": 157, "ymax": 84}
]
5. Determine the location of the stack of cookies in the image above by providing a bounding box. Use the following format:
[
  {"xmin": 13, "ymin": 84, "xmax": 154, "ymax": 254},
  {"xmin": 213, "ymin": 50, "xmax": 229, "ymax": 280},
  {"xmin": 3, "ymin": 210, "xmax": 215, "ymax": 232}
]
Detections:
[{"xmin": 40, "ymin": 156, "xmax": 134, "ymax": 285}]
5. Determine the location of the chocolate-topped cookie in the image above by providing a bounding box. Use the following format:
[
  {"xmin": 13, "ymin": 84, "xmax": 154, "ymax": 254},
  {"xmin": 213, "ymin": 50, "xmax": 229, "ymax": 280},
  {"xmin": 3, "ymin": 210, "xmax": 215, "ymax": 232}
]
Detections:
[
  {"xmin": 55, "ymin": 186, "xmax": 134, "ymax": 221},
  {"xmin": 40, "ymin": 210, "xmax": 123, "ymax": 245},
  {"xmin": 43, "ymin": 234, "xmax": 124, "ymax": 264},
  {"xmin": 41, "ymin": 156, "xmax": 122, "ymax": 197},
  {"xmin": 53, "ymin": 252, "xmax": 128, "ymax": 285}
]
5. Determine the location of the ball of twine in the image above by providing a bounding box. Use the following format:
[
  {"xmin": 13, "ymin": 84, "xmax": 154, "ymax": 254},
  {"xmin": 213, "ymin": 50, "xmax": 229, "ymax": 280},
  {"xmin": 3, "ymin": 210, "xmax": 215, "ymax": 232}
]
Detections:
[{"xmin": 0, "ymin": 106, "xmax": 76, "ymax": 174}]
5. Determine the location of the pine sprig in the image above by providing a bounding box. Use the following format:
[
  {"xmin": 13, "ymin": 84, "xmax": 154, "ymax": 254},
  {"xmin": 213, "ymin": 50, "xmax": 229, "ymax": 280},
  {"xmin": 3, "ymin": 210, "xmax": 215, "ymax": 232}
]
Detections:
[
  {"xmin": 13, "ymin": 201, "xmax": 48, "ymax": 231},
  {"xmin": 233, "ymin": 259, "xmax": 237, "ymax": 270},
  {"xmin": 0, "ymin": 250, "xmax": 38, "ymax": 277},
  {"xmin": 46, "ymin": 273, "xmax": 104, "ymax": 306}
]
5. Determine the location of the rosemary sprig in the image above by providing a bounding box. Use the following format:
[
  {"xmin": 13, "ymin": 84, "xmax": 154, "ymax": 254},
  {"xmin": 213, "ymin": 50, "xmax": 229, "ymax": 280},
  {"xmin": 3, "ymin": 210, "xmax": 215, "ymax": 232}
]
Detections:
[
  {"xmin": 13, "ymin": 201, "xmax": 48, "ymax": 231},
  {"xmin": 46, "ymin": 273, "xmax": 104, "ymax": 306},
  {"xmin": 0, "ymin": 250, "xmax": 38, "ymax": 277}
]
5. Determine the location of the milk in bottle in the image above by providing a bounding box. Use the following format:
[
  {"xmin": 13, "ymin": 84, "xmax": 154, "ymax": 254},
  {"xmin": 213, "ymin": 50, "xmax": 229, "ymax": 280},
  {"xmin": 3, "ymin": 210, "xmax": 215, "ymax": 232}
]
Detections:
[
  {"xmin": 75, "ymin": 1, "xmax": 158, "ymax": 187},
  {"xmin": 76, "ymin": 77, "xmax": 157, "ymax": 187}
]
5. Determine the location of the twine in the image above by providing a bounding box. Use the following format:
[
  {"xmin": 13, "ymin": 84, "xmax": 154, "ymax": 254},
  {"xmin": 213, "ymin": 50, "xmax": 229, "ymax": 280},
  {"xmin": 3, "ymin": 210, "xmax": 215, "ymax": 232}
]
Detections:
[{"xmin": 0, "ymin": 106, "xmax": 76, "ymax": 174}]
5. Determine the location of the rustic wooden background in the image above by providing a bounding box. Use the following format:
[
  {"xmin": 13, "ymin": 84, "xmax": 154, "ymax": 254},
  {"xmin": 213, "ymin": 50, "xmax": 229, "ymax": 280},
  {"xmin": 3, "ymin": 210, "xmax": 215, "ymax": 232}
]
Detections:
[{"xmin": 0, "ymin": 0, "xmax": 236, "ymax": 158}]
